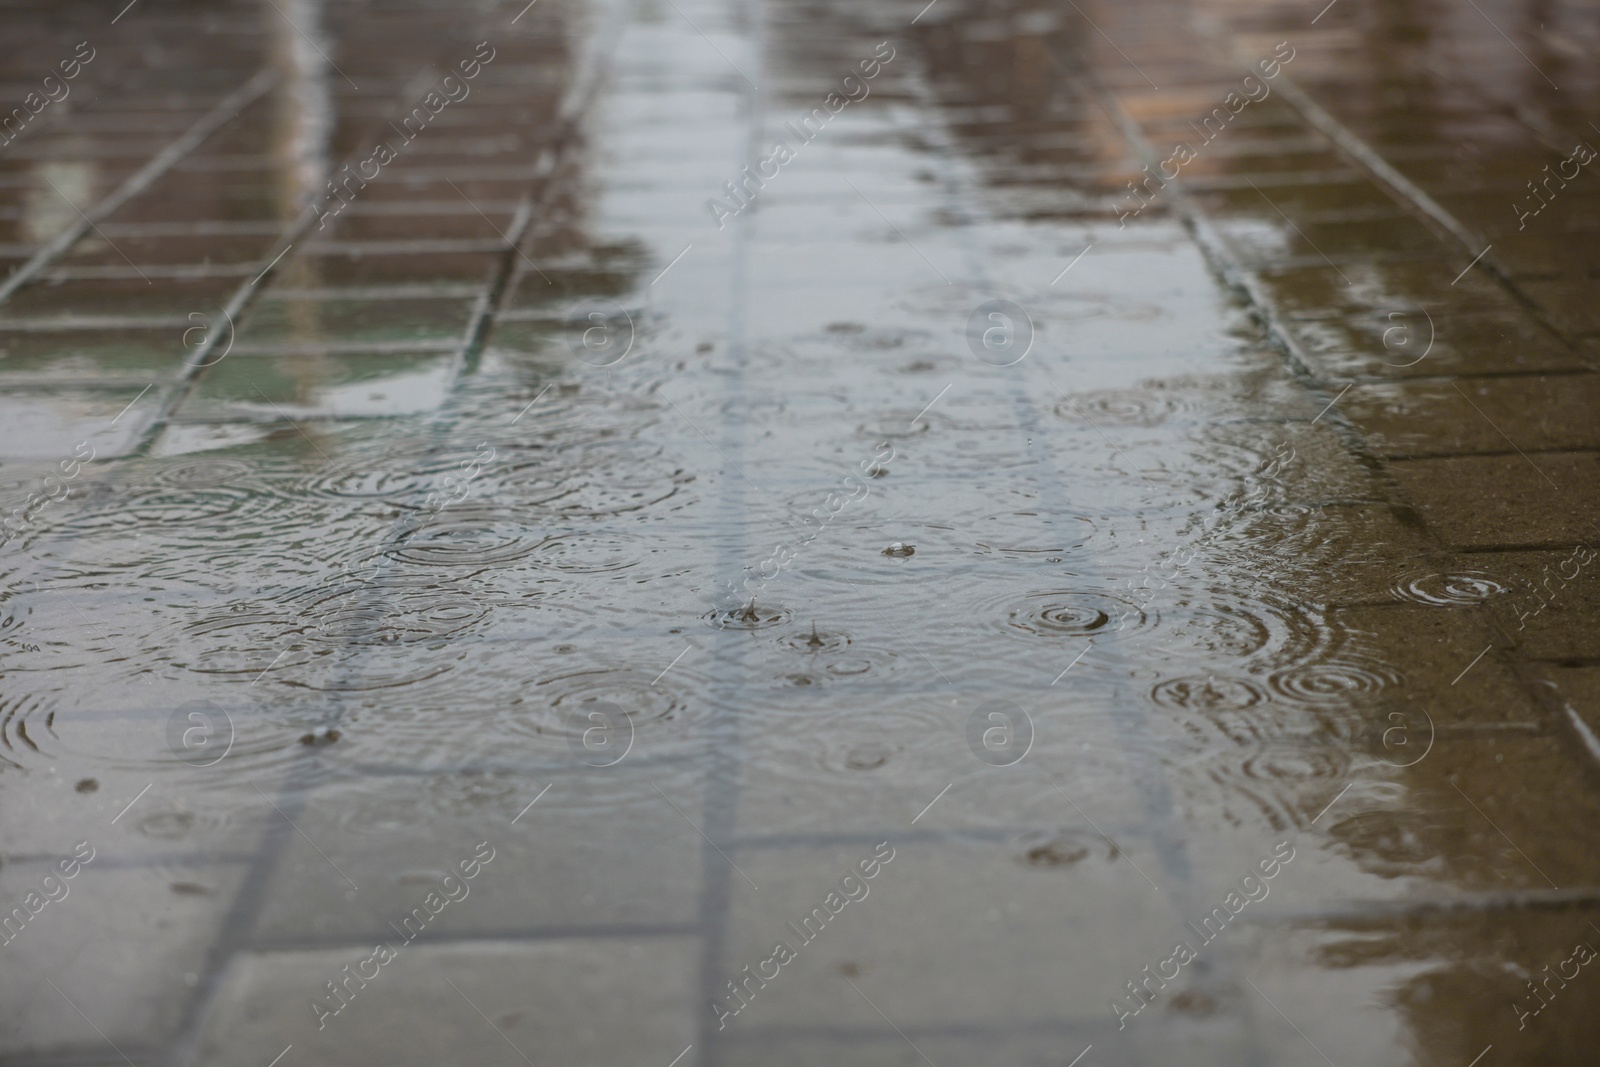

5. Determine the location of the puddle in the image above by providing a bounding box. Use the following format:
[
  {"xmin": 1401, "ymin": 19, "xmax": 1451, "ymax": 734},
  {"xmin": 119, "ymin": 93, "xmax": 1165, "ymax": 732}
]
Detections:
[{"xmin": 1, "ymin": 0, "xmax": 1597, "ymax": 1065}]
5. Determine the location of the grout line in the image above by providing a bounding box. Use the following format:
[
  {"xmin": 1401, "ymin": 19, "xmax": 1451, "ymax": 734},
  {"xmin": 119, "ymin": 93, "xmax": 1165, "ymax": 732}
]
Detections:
[
  {"xmin": 0, "ymin": 68, "xmax": 280, "ymax": 307},
  {"xmin": 1451, "ymin": 245, "xmax": 1493, "ymax": 286}
]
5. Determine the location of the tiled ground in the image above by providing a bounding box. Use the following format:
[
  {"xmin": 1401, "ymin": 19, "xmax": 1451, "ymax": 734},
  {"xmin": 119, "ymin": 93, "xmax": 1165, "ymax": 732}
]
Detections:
[{"xmin": 2, "ymin": 1, "xmax": 1599, "ymax": 1066}]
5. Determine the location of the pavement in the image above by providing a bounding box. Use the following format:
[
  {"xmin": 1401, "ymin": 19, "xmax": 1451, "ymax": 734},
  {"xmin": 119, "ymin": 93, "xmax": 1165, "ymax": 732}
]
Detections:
[{"xmin": 2, "ymin": 0, "xmax": 1600, "ymax": 1065}]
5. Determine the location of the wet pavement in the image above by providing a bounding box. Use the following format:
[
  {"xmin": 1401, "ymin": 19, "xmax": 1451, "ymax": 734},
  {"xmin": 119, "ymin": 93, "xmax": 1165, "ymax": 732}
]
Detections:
[{"xmin": 3, "ymin": 0, "xmax": 1600, "ymax": 1064}]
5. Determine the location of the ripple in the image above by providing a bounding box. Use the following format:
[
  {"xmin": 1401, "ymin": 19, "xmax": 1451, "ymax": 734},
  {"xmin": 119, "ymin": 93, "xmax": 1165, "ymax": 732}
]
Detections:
[
  {"xmin": 1326, "ymin": 809, "xmax": 1441, "ymax": 877},
  {"xmin": 538, "ymin": 533, "xmax": 646, "ymax": 575},
  {"xmin": 1002, "ymin": 590, "xmax": 1148, "ymax": 638},
  {"xmin": 0, "ymin": 694, "xmax": 56, "ymax": 769},
  {"xmin": 1057, "ymin": 389, "xmax": 1194, "ymax": 428},
  {"xmin": 390, "ymin": 510, "xmax": 557, "ymax": 567},
  {"xmin": 1268, "ymin": 655, "xmax": 1400, "ymax": 707},
  {"xmin": 515, "ymin": 443, "xmax": 691, "ymax": 518},
  {"xmin": 303, "ymin": 440, "xmax": 551, "ymax": 504},
  {"xmin": 761, "ymin": 626, "xmax": 909, "ymax": 686},
  {"xmin": 1391, "ymin": 571, "xmax": 1508, "ymax": 607},
  {"xmin": 1151, "ymin": 675, "xmax": 1268, "ymax": 712},
  {"xmin": 820, "ymin": 325, "xmax": 934, "ymax": 351},
  {"xmin": 1158, "ymin": 595, "xmax": 1331, "ymax": 671},
  {"xmin": 174, "ymin": 584, "xmax": 487, "ymax": 687},
  {"xmin": 854, "ymin": 412, "xmax": 937, "ymax": 440},
  {"xmin": 134, "ymin": 802, "xmax": 231, "ymax": 841},
  {"xmin": 336, "ymin": 771, "xmax": 528, "ymax": 835},
  {"xmin": 1186, "ymin": 740, "xmax": 1354, "ymax": 830},
  {"xmin": 1017, "ymin": 828, "xmax": 1119, "ymax": 869},
  {"xmin": 495, "ymin": 668, "xmax": 687, "ymax": 743},
  {"xmin": 294, "ymin": 586, "xmax": 488, "ymax": 648},
  {"xmin": 152, "ymin": 457, "xmax": 257, "ymax": 489},
  {"xmin": 804, "ymin": 706, "xmax": 943, "ymax": 777},
  {"xmin": 52, "ymin": 483, "xmax": 290, "ymax": 541},
  {"xmin": 837, "ymin": 742, "xmax": 894, "ymax": 771},
  {"xmin": 973, "ymin": 514, "xmax": 1097, "ymax": 558},
  {"xmin": 703, "ymin": 601, "xmax": 793, "ymax": 632},
  {"xmin": 780, "ymin": 625, "xmax": 852, "ymax": 656}
]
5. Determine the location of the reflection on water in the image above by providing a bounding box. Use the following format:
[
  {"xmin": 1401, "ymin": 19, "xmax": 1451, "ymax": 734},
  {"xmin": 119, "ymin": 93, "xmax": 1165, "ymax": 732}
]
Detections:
[{"xmin": 25, "ymin": 161, "xmax": 95, "ymax": 244}]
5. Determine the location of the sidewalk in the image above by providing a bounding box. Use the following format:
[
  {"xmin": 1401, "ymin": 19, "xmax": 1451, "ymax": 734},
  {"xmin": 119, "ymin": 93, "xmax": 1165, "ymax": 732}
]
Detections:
[{"xmin": 1, "ymin": 1, "xmax": 1598, "ymax": 1065}]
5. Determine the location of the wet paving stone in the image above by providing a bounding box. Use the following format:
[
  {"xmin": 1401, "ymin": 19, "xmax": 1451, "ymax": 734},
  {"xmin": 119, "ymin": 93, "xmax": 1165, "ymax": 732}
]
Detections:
[{"xmin": 3, "ymin": 0, "xmax": 1600, "ymax": 1065}]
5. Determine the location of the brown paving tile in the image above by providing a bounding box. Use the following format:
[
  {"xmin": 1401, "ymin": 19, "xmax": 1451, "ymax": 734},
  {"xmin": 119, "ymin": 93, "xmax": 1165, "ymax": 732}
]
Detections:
[
  {"xmin": 1489, "ymin": 232, "xmax": 1600, "ymax": 281},
  {"xmin": 1474, "ymin": 548, "xmax": 1600, "ymax": 662},
  {"xmin": 1342, "ymin": 374, "xmax": 1600, "ymax": 456},
  {"xmin": 1228, "ymin": 214, "xmax": 1446, "ymax": 264},
  {"xmin": 1521, "ymin": 277, "xmax": 1600, "ymax": 336},
  {"xmin": 1388, "ymin": 453, "xmax": 1600, "ymax": 550},
  {"xmin": 1331, "ymin": 604, "xmax": 1540, "ymax": 727},
  {"xmin": 1255, "ymin": 260, "xmax": 1520, "ymax": 321},
  {"xmin": 1292, "ymin": 310, "xmax": 1591, "ymax": 381},
  {"xmin": 0, "ymin": 327, "xmax": 180, "ymax": 382},
  {"xmin": 1530, "ymin": 665, "xmax": 1600, "ymax": 760},
  {"xmin": 1232, "ymin": 908, "xmax": 1600, "ymax": 1067},
  {"xmin": 1324, "ymin": 733, "xmax": 1600, "ymax": 892}
]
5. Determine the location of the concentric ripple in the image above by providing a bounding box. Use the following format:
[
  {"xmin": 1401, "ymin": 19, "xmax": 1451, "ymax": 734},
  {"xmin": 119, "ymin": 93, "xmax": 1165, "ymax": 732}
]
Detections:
[
  {"xmin": 1391, "ymin": 570, "xmax": 1509, "ymax": 607},
  {"xmin": 1001, "ymin": 590, "xmax": 1148, "ymax": 638},
  {"xmin": 152, "ymin": 457, "xmax": 257, "ymax": 489},
  {"xmin": 494, "ymin": 668, "xmax": 689, "ymax": 743},
  {"xmin": 1185, "ymin": 740, "xmax": 1354, "ymax": 831},
  {"xmin": 1159, "ymin": 595, "xmax": 1332, "ymax": 671},
  {"xmin": 1267, "ymin": 655, "xmax": 1401, "ymax": 707},
  {"xmin": 1151, "ymin": 674, "xmax": 1269, "ymax": 712},
  {"xmin": 0, "ymin": 694, "xmax": 56, "ymax": 769},
  {"xmin": 390, "ymin": 511, "xmax": 558, "ymax": 566}
]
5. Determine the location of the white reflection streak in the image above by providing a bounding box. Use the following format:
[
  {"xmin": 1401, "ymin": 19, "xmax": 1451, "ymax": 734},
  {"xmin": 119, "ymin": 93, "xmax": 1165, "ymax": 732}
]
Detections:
[
  {"xmin": 268, "ymin": 0, "xmax": 337, "ymax": 207},
  {"xmin": 911, "ymin": 783, "xmax": 951, "ymax": 824}
]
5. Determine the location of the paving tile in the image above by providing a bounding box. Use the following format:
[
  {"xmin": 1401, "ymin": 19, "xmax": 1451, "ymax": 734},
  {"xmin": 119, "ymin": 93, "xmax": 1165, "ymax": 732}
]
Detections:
[
  {"xmin": 1254, "ymin": 260, "xmax": 1518, "ymax": 321},
  {"xmin": 237, "ymin": 295, "xmax": 477, "ymax": 347},
  {"xmin": 1387, "ymin": 453, "xmax": 1600, "ymax": 549},
  {"xmin": 180, "ymin": 352, "xmax": 458, "ymax": 419},
  {"xmin": 719, "ymin": 838, "xmax": 1189, "ymax": 1030},
  {"xmin": 1225, "ymin": 907, "xmax": 1600, "ymax": 1067},
  {"xmin": 0, "ymin": 386, "xmax": 161, "ymax": 459},
  {"xmin": 1342, "ymin": 374, "xmax": 1600, "ymax": 456},
  {"xmin": 0, "ymin": 326, "xmax": 181, "ymax": 382},
  {"xmin": 1329, "ymin": 604, "xmax": 1539, "ymax": 726},
  {"xmin": 246, "ymin": 766, "xmax": 704, "ymax": 943},
  {"xmin": 188, "ymin": 937, "xmax": 698, "ymax": 1067},
  {"xmin": 1290, "ymin": 310, "xmax": 1591, "ymax": 381},
  {"xmin": 0, "ymin": 859, "xmax": 247, "ymax": 1057},
  {"xmin": 1472, "ymin": 548, "xmax": 1600, "ymax": 661},
  {"xmin": 1520, "ymin": 278, "xmax": 1600, "ymax": 336}
]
